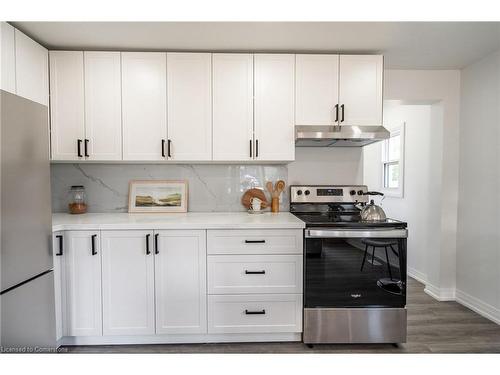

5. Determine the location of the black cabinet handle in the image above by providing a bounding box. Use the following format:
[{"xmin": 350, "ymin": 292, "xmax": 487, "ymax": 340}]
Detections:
[
  {"xmin": 249, "ymin": 139, "xmax": 253, "ymax": 158},
  {"xmin": 77, "ymin": 139, "xmax": 83, "ymax": 157},
  {"xmin": 167, "ymin": 139, "xmax": 172, "ymax": 158},
  {"xmin": 335, "ymin": 104, "xmax": 339, "ymax": 123},
  {"xmin": 245, "ymin": 240, "xmax": 266, "ymax": 244},
  {"xmin": 255, "ymin": 139, "xmax": 259, "ymax": 158},
  {"xmin": 154, "ymin": 233, "xmax": 159, "ymax": 254},
  {"xmin": 340, "ymin": 104, "xmax": 345, "ymax": 123},
  {"xmin": 146, "ymin": 234, "xmax": 151, "ymax": 255},
  {"xmin": 84, "ymin": 139, "xmax": 89, "ymax": 157},
  {"xmin": 91, "ymin": 234, "xmax": 97, "ymax": 256},
  {"xmin": 245, "ymin": 270, "xmax": 266, "ymax": 275},
  {"xmin": 55, "ymin": 235, "xmax": 63, "ymax": 256},
  {"xmin": 161, "ymin": 140, "xmax": 166, "ymax": 158},
  {"xmin": 245, "ymin": 309, "xmax": 266, "ymax": 315}
]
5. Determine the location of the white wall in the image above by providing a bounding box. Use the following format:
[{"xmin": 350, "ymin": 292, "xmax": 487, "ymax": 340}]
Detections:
[
  {"xmin": 456, "ymin": 50, "xmax": 500, "ymax": 324},
  {"xmin": 363, "ymin": 102, "xmax": 443, "ymax": 286},
  {"xmin": 383, "ymin": 70, "xmax": 461, "ymax": 299},
  {"xmin": 288, "ymin": 147, "xmax": 363, "ymax": 185}
]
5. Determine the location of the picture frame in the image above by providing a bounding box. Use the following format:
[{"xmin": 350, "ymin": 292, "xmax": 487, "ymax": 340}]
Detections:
[{"xmin": 128, "ymin": 180, "xmax": 188, "ymax": 213}]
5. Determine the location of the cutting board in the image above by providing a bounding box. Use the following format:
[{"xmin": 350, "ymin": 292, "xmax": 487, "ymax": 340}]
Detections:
[{"xmin": 241, "ymin": 188, "xmax": 269, "ymax": 209}]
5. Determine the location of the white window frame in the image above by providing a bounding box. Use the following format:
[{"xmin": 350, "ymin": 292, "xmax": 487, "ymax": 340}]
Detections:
[{"xmin": 380, "ymin": 122, "xmax": 405, "ymax": 198}]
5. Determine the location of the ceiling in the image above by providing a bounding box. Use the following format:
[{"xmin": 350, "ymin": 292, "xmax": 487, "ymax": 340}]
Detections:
[{"xmin": 11, "ymin": 22, "xmax": 500, "ymax": 69}]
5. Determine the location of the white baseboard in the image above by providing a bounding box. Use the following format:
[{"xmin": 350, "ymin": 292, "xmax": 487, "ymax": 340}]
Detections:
[
  {"xmin": 456, "ymin": 289, "xmax": 500, "ymax": 325},
  {"xmin": 408, "ymin": 267, "xmax": 427, "ymax": 284},
  {"xmin": 423, "ymin": 283, "xmax": 456, "ymax": 301}
]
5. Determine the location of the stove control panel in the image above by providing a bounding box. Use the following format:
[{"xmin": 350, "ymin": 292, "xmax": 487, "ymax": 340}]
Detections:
[{"xmin": 290, "ymin": 185, "xmax": 368, "ymax": 204}]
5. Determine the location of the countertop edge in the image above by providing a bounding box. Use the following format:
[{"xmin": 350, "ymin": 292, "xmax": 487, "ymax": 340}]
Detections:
[{"xmin": 51, "ymin": 212, "xmax": 306, "ymax": 232}]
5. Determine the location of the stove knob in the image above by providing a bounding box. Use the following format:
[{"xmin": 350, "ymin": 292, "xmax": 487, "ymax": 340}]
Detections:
[
  {"xmin": 304, "ymin": 190, "xmax": 310, "ymax": 196},
  {"xmin": 357, "ymin": 190, "xmax": 364, "ymax": 196},
  {"xmin": 297, "ymin": 190, "xmax": 303, "ymax": 196},
  {"xmin": 350, "ymin": 190, "xmax": 356, "ymax": 196}
]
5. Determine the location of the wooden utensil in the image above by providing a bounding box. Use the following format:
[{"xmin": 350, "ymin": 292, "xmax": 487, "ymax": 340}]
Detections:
[
  {"xmin": 275, "ymin": 180, "xmax": 286, "ymax": 196},
  {"xmin": 266, "ymin": 181, "xmax": 274, "ymax": 196},
  {"xmin": 241, "ymin": 188, "xmax": 269, "ymax": 210}
]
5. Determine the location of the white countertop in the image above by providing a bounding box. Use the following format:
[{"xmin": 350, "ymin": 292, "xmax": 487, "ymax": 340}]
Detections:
[{"xmin": 52, "ymin": 212, "xmax": 305, "ymax": 231}]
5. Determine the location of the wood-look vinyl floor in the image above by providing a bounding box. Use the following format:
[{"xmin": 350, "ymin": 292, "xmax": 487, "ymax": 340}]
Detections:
[{"xmin": 62, "ymin": 278, "xmax": 500, "ymax": 353}]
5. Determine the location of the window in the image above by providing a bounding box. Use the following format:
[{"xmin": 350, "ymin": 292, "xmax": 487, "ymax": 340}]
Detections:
[{"xmin": 381, "ymin": 124, "xmax": 405, "ymax": 197}]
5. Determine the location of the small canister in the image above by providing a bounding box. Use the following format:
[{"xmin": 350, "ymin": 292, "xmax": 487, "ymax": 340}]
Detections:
[{"xmin": 68, "ymin": 185, "xmax": 87, "ymax": 214}]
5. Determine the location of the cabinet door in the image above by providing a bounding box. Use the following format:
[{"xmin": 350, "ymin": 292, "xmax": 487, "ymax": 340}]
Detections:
[
  {"xmin": 122, "ymin": 52, "xmax": 167, "ymax": 161},
  {"xmin": 84, "ymin": 52, "xmax": 122, "ymax": 161},
  {"xmin": 254, "ymin": 54, "xmax": 295, "ymax": 161},
  {"xmin": 167, "ymin": 53, "xmax": 212, "ymax": 161},
  {"xmin": 14, "ymin": 29, "xmax": 48, "ymax": 105},
  {"xmin": 52, "ymin": 232, "xmax": 64, "ymax": 341},
  {"xmin": 212, "ymin": 54, "xmax": 254, "ymax": 161},
  {"xmin": 295, "ymin": 54, "xmax": 339, "ymax": 125},
  {"xmin": 1, "ymin": 22, "xmax": 16, "ymax": 94},
  {"xmin": 63, "ymin": 231, "xmax": 102, "ymax": 337},
  {"xmin": 101, "ymin": 230, "xmax": 155, "ymax": 335},
  {"xmin": 339, "ymin": 55, "xmax": 383, "ymax": 126},
  {"xmin": 155, "ymin": 230, "xmax": 207, "ymax": 334},
  {"xmin": 49, "ymin": 51, "xmax": 85, "ymax": 161}
]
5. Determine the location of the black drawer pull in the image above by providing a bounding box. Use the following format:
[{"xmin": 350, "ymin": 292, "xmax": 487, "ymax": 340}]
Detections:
[
  {"xmin": 244, "ymin": 240, "xmax": 266, "ymax": 244},
  {"xmin": 245, "ymin": 309, "xmax": 266, "ymax": 315},
  {"xmin": 84, "ymin": 139, "xmax": 89, "ymax": 157},
  {"xmin": 245, "ymin": 270, "xmax": 266, "ymax": 275},
  {"xmin": 91, "ymin": 234, "xmax": 97, "ymax": 256},
  {"xmin": 77, "ymin": 139, "xmax": 83, "ymax": 157},
  {"xmin": 154, "ymin": 233, "xmax": 159, "ymax": 254},
  {"xmin": 146, "ymin": 234, "xmax": 151, "ymax": 255},
  {"xmin": 55, "ymin": 235, "xmax": 63, "ymax": 256},
  {"xmin": 161, "ymin": 139, "xmax": 166, "ymax": 158}
]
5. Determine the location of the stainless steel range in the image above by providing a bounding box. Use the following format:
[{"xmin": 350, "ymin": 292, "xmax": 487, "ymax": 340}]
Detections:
[{"xmin": 290, "ymin": 185, "xmax": 408, "ymax": 344}]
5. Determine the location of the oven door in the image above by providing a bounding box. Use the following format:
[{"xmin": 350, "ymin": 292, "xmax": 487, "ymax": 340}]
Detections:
[{"xmin": 304, "ymin": 228, "xmax": 407, "ymax": 309}]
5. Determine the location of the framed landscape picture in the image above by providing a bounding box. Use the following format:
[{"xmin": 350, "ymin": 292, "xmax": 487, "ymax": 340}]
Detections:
[{"xmin": 128, "ymin": 180, "xmax": 188, "ymax": 213}]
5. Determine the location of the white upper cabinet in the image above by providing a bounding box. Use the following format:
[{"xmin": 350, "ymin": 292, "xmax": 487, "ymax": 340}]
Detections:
[
  {"xmin": 295, "ymin": 54, "xmax": 339, "ymax": 125},
  {"xmin": 254, "ymin": 54, "xmax": 295, "ymax": 161},
  {"xmin": 49, "ymin": 51, "xmax": 85, "ymax": 161},
  {"xmin": 155, "ymin": 230, "xmax": 207, "ymax": 334},
  {"xmin": 339, "ymin": 55, "xmax": 383, "ymax": 126},
  {"xmin": 101, "ymin": 230, "xmax": 155, "ymax": 336},
  {"xmin": 122, "ymin": 52, "xmax": 167, "ymax": 161},
  {"xmin": 14, "ymin": 29, "xmax": 48, "ymax": 106},
  {"xmin": 1, "ymin": 22, "xmax": 16, "ymax": 94},
  {"xmin": 84, "ymin": 52, "xmax": 122, "ymax": 161},
  {"xmin": 212, "ymin": 54, "xmax": 254, "ymax": 161},
  {"xmin": 166, "ymin": 53, "xmax": 212, "ymax": 161}
]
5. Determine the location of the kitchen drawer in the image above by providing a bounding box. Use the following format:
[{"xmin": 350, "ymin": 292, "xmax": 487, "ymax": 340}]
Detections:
[
  {"xmin": 208, "ymin": 294, "xmax": 302, "ymax": 333},
  {"xmin": 207, "ymin": 229, "xmax": 303, "ymax": 255},
  {"xmin": 208, "ymin": 255, "xmax": 303, "ymax": 294}
]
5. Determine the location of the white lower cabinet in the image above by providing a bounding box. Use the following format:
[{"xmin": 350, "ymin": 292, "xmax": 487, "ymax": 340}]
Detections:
[
  {"xmin": 62, "ymin": 231, "xmax": 102, "ymax": 337},
  {"xmin": 52, "ymin": 232, "xmax": 64, "ymax": 341},
  {"xmin": 154, "ymin": 230, "xmax": 207, "ymax": 334},
  {"xmin": 208, "ymin": 294, "xmax": 302, "ymax": 334},
  {"xmin": 101, "ymin": 230, "xmax": 155, "ymax": 335},
  {"xmin": 56, "ymin": 227, "xmax": 302, "ymax": 343}
]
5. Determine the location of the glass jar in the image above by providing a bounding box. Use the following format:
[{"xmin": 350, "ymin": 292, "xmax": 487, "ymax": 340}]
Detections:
[{"xmin": 68, "ymin": 185, "xmax": 87, "ymax": 214}]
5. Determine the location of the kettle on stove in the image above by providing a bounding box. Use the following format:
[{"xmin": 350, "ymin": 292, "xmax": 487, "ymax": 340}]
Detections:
[{"xmin": 359, "ymin": 192, "xmax": 386, "ymax": 221}]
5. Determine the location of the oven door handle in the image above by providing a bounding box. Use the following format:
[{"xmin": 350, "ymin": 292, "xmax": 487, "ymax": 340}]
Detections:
[{"xmin": 305, "ymin": 228, "xmax": 408, "ymax": 239}]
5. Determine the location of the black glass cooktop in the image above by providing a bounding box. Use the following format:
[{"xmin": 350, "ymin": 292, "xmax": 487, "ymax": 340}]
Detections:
[{"xmin": 293, "ymin": 213, "xmax": 407, "ymax": 228}]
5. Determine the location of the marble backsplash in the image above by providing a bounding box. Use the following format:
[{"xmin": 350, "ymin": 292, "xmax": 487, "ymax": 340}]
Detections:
[{"xmin": 51, "ymin": 164, "xmax": 288, "ymax": 213}]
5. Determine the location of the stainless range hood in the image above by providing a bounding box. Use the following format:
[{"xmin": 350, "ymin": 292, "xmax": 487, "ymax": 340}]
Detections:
[{"xmin": 295, "ymin": 125, "xmax": 390, "ymax": 147}]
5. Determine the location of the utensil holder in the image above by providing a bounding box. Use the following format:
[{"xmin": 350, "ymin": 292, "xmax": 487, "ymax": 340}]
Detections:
[{"xmin": 271, "ymin": 197, "xmax": 279, "ymax": 213}]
